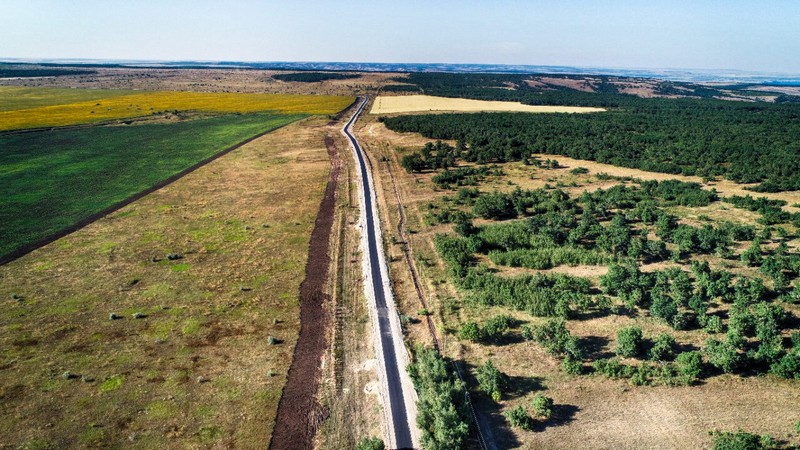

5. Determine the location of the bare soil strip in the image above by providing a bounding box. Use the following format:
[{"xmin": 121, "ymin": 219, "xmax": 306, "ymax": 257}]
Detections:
[{"xmin": 269, "ymin": 134, "xmax": 341, "ymax": 450}]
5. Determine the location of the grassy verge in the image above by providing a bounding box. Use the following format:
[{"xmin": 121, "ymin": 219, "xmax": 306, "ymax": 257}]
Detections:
[
  {"xmin": 0, "ymin": 113, "xmax": 303, "ymax": 260},
  {"xmin": 0, "ymin": 116, "xmax": 332, "ymax": 449}
]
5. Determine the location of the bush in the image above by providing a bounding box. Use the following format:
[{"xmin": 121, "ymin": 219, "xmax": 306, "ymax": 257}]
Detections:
[
  {"xmin": 705, "ymin": 315, "xmax": 724, "ymax": 334},
  {"xmin": 458, "ymin": 322, "xmax": 482, "ymax": 342},
  {"xmin": 356, "ymin": 437, "xmax": 385, "ymax": 450},
  {"xmin": 504, "ymin": 405, "xmax": 533, "ymax": 430},
  {"xmin": 482, "ymin": 314, "xmax": 515, "ymax": 342},
  {"xmin": 705, "ymin": 338, "xmax": 743, "ymax": 373},
  {"xmin": 531, "ymin": 394, "xmax": 554, "ymax": 419},
  {"xmin": 616, "ymin": 326, "xmax": 644, "ymax": 358},
  {"xmin": 476, "ymin": 360, "xmax": 508, "ymax": 401},
  {"xmin": 770, "ymin": 352, "xmax": 800, "ymax": 379},
  {"xmin": 675, "ymin": 351, "xmax": 704, "ymax": 381},
  {"xmin": 649, "ymin": 333, "xmax": 677, "ymax": 361},
  {"xmin": 562, "ymin": 356, "xmax": 583, "ymax": 375},
  {"xmin": 710, "ymin": 429, "xmax": 779, "ymax": 450}
]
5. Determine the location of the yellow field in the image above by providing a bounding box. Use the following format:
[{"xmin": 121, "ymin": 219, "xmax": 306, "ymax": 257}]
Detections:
[
  {"xmin": 369, "ymin": 95, "xmax": 606, "ymax": 114},
  {"xmin": 0, "ymin": 90, "xmax": 354, "ymax": 131}
]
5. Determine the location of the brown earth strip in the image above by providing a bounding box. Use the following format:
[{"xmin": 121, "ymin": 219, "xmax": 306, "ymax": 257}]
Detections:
[{"xmin": 269, "ymin": 135, "xmax": 341, "ymax": 450}]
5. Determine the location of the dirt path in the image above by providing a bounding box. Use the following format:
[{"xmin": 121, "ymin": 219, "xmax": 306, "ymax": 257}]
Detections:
[{"xmin": 269, "ymin": 134, "xmax": 342, "ymax": 450}]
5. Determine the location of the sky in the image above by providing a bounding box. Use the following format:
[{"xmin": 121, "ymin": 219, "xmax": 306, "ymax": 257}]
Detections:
[{"xmin": 2, "ymin": 0, "xmax": 799, "ymax": 74}]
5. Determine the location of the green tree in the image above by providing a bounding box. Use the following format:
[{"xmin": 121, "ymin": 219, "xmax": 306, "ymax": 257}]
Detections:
[
  {"xmin": 476, "ymin": 360, "xmax": 508, "ymax": 401},
  {"xmin": 401, "ymin": 153, "xmax": 427, "ymax": 173},
  {"xmin": 531, "ymin": 394, "xmax": 554, "ymax": 419},
  {"xmin": 675, "ymin": 351, "xmax": 704, "ymax": 381},
  {"xmin": 504, "ymin": 405, "xmax": 533, "ymax": 430},
  {"xmin": 649, "ymin": 333, "xmax": 676, "ymax": 361},
  {"xmin": 458, "ymin": 322, "xmax": 482, "ymax": 342},
  {"xmin": 705, "ymin": 338, "xmax": 742, "ymax": 373},
  {"xmin": 616, "ymin": 326, "xmax": 644, "ymax": 358},
  {"xmin": 740, "ymin": 241, "xmax": 763, "ymax": 267}
]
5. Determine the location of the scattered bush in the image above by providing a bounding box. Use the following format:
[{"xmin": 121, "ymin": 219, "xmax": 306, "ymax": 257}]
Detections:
[
  {"xmin": 476, "ymin": 360, "xmax": 508, "ymax": 401},
  {"xmin": 616, "ymin": 326, "xmax": 644, "ymax": 358},
  {"xmin": 531, "ymin": 394, "xmax": 554, "ymax": 419},
  {"xmin": 504, "ymin": 405, "xmax": 534, "ymax": 431}
]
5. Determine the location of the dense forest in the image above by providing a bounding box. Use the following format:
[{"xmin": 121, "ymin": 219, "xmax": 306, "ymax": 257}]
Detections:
[
  {"xmin": 271, "ymin": 72, "xmax": 360, "ymax": 82},
  {"xmin": 383, "ymin": 72, "xmax": 800, "ymax": 192},
  {"xmin": 0, "ymin": 67, "xmax": 96, "ymax": 78},
  {"xmin": 383, "ymin": 103, "xmax": 800, "ymax": 192}
]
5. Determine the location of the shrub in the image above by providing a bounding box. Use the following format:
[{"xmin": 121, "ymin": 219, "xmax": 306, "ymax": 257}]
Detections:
[
  {"xmin": 705, "ymin": 338, "xmax": 742, "ymax": 373},
  {"xmin": 616, "ymin": 326, "xmax": 644, "ymax": 358},
  {"xmin": 675, "ymin": 351, "xmax": 704, "ymax": 381},
  {"xmin": 710, "ymin": 429, "xmax": 779, "ymax": 450},
  {"xmin": 476, "ymin": 360, "xmax": 508, "ymax": 401},
  {"xmin": 504, "ymin": 405, "xmax": 533, "ymax": 430},
  {"xmin": 649, "ymin": 333, "xmax": 677, "ymax": 361},
  {"xmin": 705, "ymin": 315, "xmax": 724, "ymax": 334},
  {"xmin": 458, "ymin": 322, "xmax": 482, "ymax": 342},
  {"xmin": 531, "ymin": 394, "xmax": 554, "ymax": 419},
  {"xmin": 356, "ymin": 437, "xmax": 385, "ymax": 450},
  {"xmin": 561, "ymin": 356, "xmax": 583, "ymax": 375},
  {"xmin": 482, "ymin": 314, "xmax": 515, "ymax": 342},
  {"xmin": 770, "ymin": 352, "xmax": 800, "ymax": 379}
]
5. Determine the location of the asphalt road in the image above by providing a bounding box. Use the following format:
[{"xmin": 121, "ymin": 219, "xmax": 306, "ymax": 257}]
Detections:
[{"xmin": 343, "ymin": 97, "xmax": 415, "ymax": 449}]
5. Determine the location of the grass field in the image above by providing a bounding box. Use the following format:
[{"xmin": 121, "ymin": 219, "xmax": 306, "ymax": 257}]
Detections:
[
  {"xmin": 369, "ymin": 95, "xmax": 606, "ymax": 115},
  {"xmin": 0, "ymin": 116, "xmax": 333, "ymax": 449},
  {"xmin": 0, "ymin": 113, "xmax": 303, "ymax": 260},
  {"xmin": 0, "ymin": 89, "xmax": 353, "ymax": 131}
]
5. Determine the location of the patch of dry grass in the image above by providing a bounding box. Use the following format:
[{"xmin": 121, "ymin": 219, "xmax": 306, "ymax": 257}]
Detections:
[
  {"xmin": 0, "ymin": 117, "xmax": 332, "ymax": 449},
  {"xmin": 369, "ymin": 95, "xmax": 606, "ymax": 115}
]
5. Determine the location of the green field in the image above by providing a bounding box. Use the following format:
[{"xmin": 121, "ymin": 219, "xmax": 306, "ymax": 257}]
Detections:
[{"xmin": 0, "ymin": 113, "xmax": 304, "ymax": 260}]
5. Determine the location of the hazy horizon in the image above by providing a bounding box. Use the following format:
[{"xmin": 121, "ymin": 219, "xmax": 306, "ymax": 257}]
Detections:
[{"xmin": 3, "ymin": 0, "xmax": 799, "ymax": 74}]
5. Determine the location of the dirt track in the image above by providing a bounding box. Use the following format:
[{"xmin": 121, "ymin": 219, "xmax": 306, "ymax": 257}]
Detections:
[{"xmin": 269, "ymin": 134, "xmax": 341, "ymax": 450}]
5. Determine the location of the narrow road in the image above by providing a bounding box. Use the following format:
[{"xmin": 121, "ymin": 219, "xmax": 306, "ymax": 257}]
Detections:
[{"xmin": 342, "ymin": 97, "xmax": 418, "ymax": 449}]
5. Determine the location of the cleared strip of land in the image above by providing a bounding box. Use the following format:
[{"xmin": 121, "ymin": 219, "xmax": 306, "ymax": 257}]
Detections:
[{"xmin": 369, "ymin": 95, "xmax": 605, "ymax": 115}]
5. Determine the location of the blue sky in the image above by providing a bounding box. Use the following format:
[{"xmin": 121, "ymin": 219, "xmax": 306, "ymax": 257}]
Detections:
[{"xmin": 2, "ymin": 0, "xmax": 799, "ymax": 73}]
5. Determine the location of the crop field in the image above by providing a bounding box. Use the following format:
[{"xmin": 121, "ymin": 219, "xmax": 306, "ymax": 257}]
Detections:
[
  {"xmin": 357, "ymin": 114, "xmax": 800, "ymax": 449},
  {"xmin": 0, "ymin": 113, "xmax": 308, "ymax": 261},
  {"xmin": 0, "ymin": 86, "xmax": 138, "ymax": 111},
  {"xmin": 369, "ymin": 95, "xmax": 606, "ymax": 115},
  {"xmin": 0, "ymin": 88, "xmax": 353, "ymax": 131},
  {"xmin": 0, "ymin": 116, "xmax": 334, "ymax": 449}
]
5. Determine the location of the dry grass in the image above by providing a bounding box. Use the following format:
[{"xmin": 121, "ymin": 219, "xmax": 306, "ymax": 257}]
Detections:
[
  {"xmin": 0, "ymin": 117, "xmax": 333, "ymax": 449},
  {"xmin": 0, "ymin": 89, "xmax": 354, "ymax": 131},
  {"xmin": 368, "ymin": 95, "xmax": 606, "ymax": 115},
  {"xmin": 0, "ymin": 68, "xmax": 401, "ymax": 97}
]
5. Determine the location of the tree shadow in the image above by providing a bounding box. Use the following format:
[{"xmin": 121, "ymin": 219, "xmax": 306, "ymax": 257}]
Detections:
[
  {"xmin": 579, "ymin": 335, "xmax": 612, "ymax": 360},
  {"xmin": 472, "ymin": 395, "xmax": 524, "ymax": 449},
  {"xmin": 531, "ymin": 404, "xmax": 580, "ymax": 432},
  {"xmin": 506, "ymin": 374, "xmax": 546, "ymax": 398}
]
